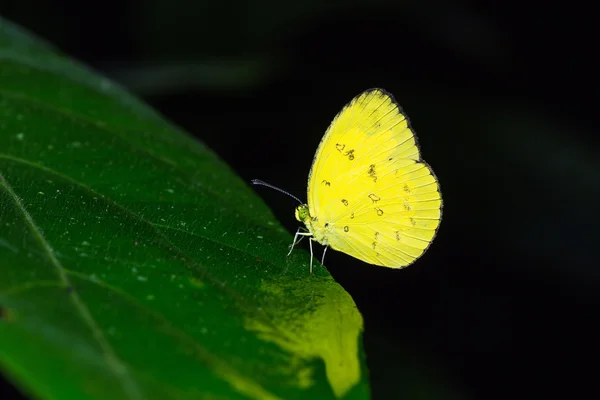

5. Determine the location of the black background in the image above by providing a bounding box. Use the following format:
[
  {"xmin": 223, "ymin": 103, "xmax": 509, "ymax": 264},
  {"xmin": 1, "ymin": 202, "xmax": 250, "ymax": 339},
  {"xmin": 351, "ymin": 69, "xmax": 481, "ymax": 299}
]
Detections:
[{"xmin": 1, "ymin": 1, "xmax": 599, "ymax": 399}]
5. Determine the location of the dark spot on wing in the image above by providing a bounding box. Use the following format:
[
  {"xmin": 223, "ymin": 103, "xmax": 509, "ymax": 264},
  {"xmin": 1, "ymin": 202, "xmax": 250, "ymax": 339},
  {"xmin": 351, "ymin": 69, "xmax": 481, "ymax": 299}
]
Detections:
[
  {"xmin": 322, "ymin": 180, "xmax": 331, "ymax": 187},
  {"xmin": 376, "ymin": 208, "xmax": 384, "ymax": 216},
  {"xmin": 344, "ymin": 226, "xmax": 349, "ymax": 232},
  {"xmin": 341, "ymin": 199, "xmax": 349, "ymax": 206},
  {"xmin": 368, "ymin": 194, "xmax": 380, "ymax": 203},
  {"xmin": 368, "ymin": 164, "xmax": 377, "ymax": 182}
]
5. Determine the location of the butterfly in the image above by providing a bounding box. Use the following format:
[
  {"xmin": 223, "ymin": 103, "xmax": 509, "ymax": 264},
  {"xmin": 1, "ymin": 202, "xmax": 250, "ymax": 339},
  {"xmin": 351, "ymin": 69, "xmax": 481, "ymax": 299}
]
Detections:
[{"xmin": 253, "ymin": 88, "xmax": 442, "ymax": 273}]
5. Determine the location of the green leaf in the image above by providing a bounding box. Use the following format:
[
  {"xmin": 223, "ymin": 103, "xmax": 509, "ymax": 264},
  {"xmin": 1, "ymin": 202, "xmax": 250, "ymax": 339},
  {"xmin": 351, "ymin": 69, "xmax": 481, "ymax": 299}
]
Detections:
[{"xmin": 0, "ymin": 18, "xmax": 369, "ymax": 400}]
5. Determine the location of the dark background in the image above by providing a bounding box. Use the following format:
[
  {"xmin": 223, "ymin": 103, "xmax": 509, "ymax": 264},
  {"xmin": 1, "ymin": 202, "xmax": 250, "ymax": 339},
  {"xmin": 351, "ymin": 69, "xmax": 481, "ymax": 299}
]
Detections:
[{"xmin": 2, "ymin": 1, "xmax": 599, "ymax": 399}]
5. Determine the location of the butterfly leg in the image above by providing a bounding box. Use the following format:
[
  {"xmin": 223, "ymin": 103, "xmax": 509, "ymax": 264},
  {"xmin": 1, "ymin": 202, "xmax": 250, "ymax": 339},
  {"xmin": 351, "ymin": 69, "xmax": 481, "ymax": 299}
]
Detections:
[
  {"xmin": 309, "ymin": 237, "xmax": 315, "ymax": 274},
  {"xmin": 287, "ymin": 230, "xmax": 312, "ymax": 256},
  {"xmin": 287, "ymin": 229, "xmax": 304, "ymax": 255},
  {"xmin": 321, "ymin": 245, "xmax": 328, "ymax": 267}
]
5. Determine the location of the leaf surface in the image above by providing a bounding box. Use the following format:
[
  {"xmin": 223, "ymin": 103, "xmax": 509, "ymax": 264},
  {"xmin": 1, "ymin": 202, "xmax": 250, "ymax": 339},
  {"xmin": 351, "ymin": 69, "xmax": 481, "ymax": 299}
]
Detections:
[{"xmin": 0, "ymin": 18, "xmax": 369, "ymax": 400}]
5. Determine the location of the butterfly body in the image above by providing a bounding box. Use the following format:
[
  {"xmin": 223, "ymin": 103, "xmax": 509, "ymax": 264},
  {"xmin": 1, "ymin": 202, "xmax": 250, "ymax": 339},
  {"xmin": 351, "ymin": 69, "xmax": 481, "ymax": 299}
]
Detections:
[{"xmin": 293, "ymin": 88, "xmax": 442, "ymax": 270}]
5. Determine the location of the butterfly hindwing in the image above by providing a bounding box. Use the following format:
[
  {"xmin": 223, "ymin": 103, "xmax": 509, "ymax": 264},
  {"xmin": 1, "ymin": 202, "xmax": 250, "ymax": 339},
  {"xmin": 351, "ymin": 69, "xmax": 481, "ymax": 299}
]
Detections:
[{"xmin": 325, "ymin": 159, "xmax": 442, "ymax": 267}]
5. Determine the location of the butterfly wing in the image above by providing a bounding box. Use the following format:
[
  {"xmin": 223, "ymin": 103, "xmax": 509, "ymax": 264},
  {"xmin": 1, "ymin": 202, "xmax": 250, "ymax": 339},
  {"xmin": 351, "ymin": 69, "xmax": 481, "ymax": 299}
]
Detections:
[{"xmin": 307, "ymin": 88, "xmax": 442, "ymax": 268}]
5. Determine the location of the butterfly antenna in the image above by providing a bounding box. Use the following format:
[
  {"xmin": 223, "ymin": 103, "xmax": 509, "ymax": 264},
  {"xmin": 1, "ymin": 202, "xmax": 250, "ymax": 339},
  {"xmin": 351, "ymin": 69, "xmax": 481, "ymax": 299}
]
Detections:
[{"xmin": 251, "ymin": 179, "xmax": 304, "ymax": 205}]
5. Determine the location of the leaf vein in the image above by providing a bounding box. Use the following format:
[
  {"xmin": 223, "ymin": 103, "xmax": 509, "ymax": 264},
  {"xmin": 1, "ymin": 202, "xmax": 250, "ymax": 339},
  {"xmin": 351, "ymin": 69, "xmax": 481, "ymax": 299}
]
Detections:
[{"xmin": 0, "ymin": 172, "xmax": 145, "ymax": 400}]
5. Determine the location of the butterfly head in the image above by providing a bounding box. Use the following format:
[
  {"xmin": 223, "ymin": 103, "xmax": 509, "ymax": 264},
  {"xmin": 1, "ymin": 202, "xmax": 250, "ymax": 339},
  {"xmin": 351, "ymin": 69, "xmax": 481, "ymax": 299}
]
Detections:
[{"xmin": 294, "ymin": 204, "xmax": 310, "ymax": 223}]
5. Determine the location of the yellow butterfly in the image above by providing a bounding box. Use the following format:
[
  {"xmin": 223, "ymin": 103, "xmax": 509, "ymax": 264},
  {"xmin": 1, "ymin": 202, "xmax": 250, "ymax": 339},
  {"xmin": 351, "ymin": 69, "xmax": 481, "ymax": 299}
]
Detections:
[{"xmin": 254, "ymin": 88, "xmax": 442, "ymax": 273}]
